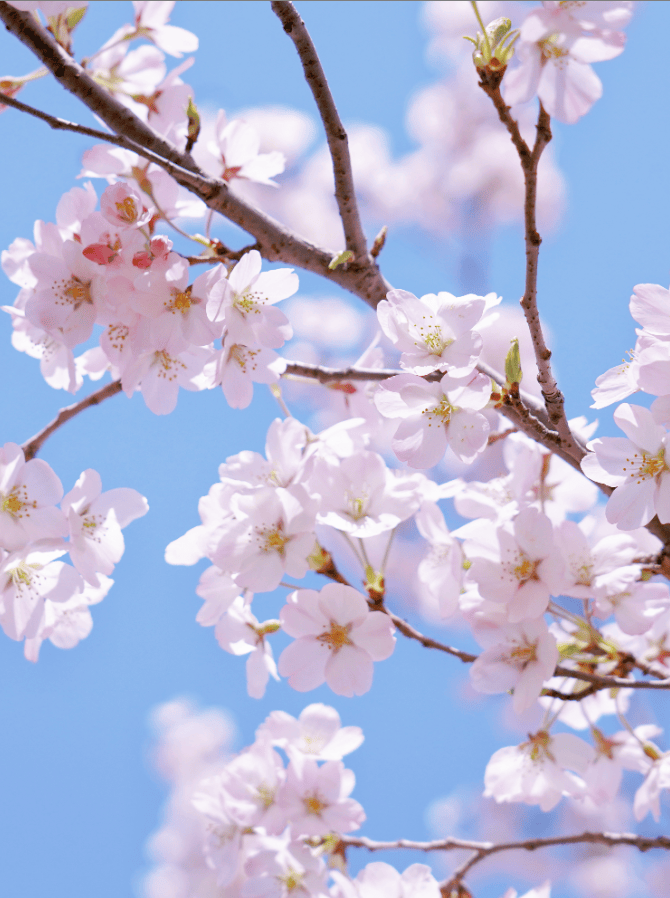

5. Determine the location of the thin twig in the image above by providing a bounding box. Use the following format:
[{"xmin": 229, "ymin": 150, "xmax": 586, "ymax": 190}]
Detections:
[
  {"xmin": 385, "ymin": 611, "xmax": 477, "ymax": 664},
  {"xmin": 442, "ymin": 830, "xmax": 670, "ymax": 890},
  {"xmin": 21, "ymin": 380, "xmax": 123, "ymax": 460},
  {"xmin": 0, "ymin": 2, "xmax": 391, "ymax": 310},
  {"xmin": 270, "ymin": 0, "xmax": 369, "ymax": 261},
  {"xmin": 477, "ymin": 73, "xmax": 577, "ymax": 458},
  {"xmin": 340, "ymin": 829, "xmax": 670, "ymax": 856}
]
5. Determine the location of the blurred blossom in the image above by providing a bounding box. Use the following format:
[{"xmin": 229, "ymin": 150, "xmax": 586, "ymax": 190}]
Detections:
[{"xmin": 143, "ymin": 699, "xmax": 237, "ymax": 898}]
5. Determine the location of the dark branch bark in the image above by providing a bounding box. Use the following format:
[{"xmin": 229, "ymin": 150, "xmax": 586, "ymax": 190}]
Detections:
[
  {"xmin": 270, "ymin": 0, "xmax": 369, "ymax": 261},
  {"xmin": 21, "ymin": 380, "xmax": 123, "ymax": 461}
]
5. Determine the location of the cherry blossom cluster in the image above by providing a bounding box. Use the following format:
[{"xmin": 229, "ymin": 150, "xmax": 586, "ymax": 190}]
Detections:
[
  {"xmin": 147, "ymin": 699, "xmax": 551, "ymax": 898},
  {"xmin": 2, "ymin": 0, "xmax": 667, "ymax": 893},
  {"xmin": 0, "ymin": 441, "xmax": 147, "ymax": 659},
  {"xmin": 166, "ymin": 415, "xmax": 413, "ymax": 697},
  {"xmin": 1, "ymin": 182, "xmax": 297, "ymax": 412},
  {"xmin": 583, "ymin": 280, "xmax": 670, "ymax": 530},
  {"xmin": 373, "ymin": 287, "xmax": 500, "ymax": 467}
]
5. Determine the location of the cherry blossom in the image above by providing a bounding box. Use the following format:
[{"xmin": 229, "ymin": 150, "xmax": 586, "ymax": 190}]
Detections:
[
  {"xmin": 0, "ymin": 442, "xmax": 67, "ymax": 551},
  {"xmin": 278, "ymin": 584, "xmax": 395, "ymax": 696},
  {"xmin": 207, "ymin": 249, "xmax": 296, "ymax": 349},
  {"xmin": 277, "ymin": 756, "xmax": 365, "ymax": 837},
  {"xmin": 374, "ymin": 371, "xmax": 491, "ymax": 468},
  {"xmin": 330, "ymin": 862, "xmax": 441, "ymax": 898},
  {"xmin": 467, "ymin": 507, "xmax": 564, "ymax": 622},
  {"xmin": 376, "ymin": 288, "xmax": 492, "ymax": 375},
  {"xmin": 61, "ymin": 468, "xmax": 148, "ymax": 585},
  {"xmin": 581, "ymin": 403, "xmax": 670, "ymax": 530},
  {"xmin": 256, "ymin": 703, "xmax": 364, "ymax": 761},
  {"xmin": 484, "ymin": 730, "xmax": 593, "ymax": 811},
  {"xmin": 470, "ymin": 617, "xmax": 558, "ymax": 714},
  {"xmin": 504, "ymin": 6, "xmax": 627, "ymax": 123}
]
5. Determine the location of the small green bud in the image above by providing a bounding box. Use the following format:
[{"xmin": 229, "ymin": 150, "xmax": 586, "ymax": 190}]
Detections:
[
  {"xmin": 328, "ymin": 250, "xmax": 353, "ymax": 270},
  {"xmin": 257, "ymin": 619, "xmax": 282, "ymax": 636},
  {"xmin": 643, "ymin": 742, "xmax": 662, "ymax": 761},
  {"xmin": 185, "ymin": 96, "xmax": 200, "ymax": 151},
  {"xmin": 66, "ymin": 6, "xmax": 87, "ymax": 29},
  {"xmin": 466, "ymin": 4, "xmax": 519, "ymax": 72},
  {"xmin": 504, "ymin": 337, "xmax": 523, "ymax": 386}
]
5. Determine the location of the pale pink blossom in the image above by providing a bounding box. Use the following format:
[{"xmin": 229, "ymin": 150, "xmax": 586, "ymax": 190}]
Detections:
[
  {"xmin": 0, "ymin": 442, "xmax": 67, "ymax": 550},
  {"xmin": 374, "ymin": 371, "xmax": 491, "ymax": 468},
  {"xmin": 278, "ymin": 584, "xmax": 395, "ymax": 697},
  {"xmin": 243, "ymin": 836, "xmax": 330, "ymax": 898},
  {"xmin": 0, "ymin": 547, "xmax": 83, "ymax": 641},
  {"xmin": 313, "ymin": 450, "xmax": 423, "ymax": 537},
  {"xmin": 470, "ymin": 617, "xmax": 558, "ymax": 713},
  {"xmin": 208, "ymin": 111, "xmax": 285, "ymax": 186},
  {"xmin": 377, "ymin": 288, "xmax": 492, "ymax": 375},
  {"xmin": 207, "ymin": 250, "xmax": 296, "ymax": 349},
  {"xmin": 121, "ymin": 343, "xmax": 211, "ymax": 414},
  {"xmin": 415, "ymin": 501, "xmax": 463, "ymax": 618},
  {"xmin": 213, "ymin": 597, "xmax": 280, "ymax": 700},
  {"xmin": 331, "ymin": 862, "xmax": 441, "ymax": 898},
  {"xmin": 23, "ymin": 573, "xmax": 112, "ymax": 662},
  {"xmin": 277, "ymin": 756, "xmax": 365, "ymax": 837},
  {"xmin": 211, "ymin": 339, "xmax": 286, "ymax": 410},
  {"xmin": 504, "ymin": 7, "xmax": 627, "ymax": 124},
  {"xmin": 210, "ymin": 486, "xmax": 317, "ymax": 592},
  {"xmin": 61, "ymin": 468, "xmax": 148, "ymax": 585},
  {"xmin": 130, "ymin": 1, "xmax": 198, "ymax": 57},
  {"xmin": 581, "ymin": 403, "xmax": 670, "ymax": 530},
  {"xmin": 484, "ymin": 730, "xmax": 593, "ymax": 811},
  {"xmin": 467, "ymin": 507, "xmax": 564, "ymax": 622},
  {"xmin": 256, "ymin": 703, "xmax": 364, "ymax": 762},
  {"xmin": 99, "ymin": 182, "xmax": 151, "ymax": 230}
]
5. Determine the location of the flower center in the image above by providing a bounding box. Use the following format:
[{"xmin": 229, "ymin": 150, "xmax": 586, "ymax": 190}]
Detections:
[
  {"xmin": 258, "ymin": 523, "xmax": 289, "ymax": 555},
  {"xmin": 150, "ymin": 350, "xmax": 186, "ymax": 380},
  {"xmin": 345, "ymin": 490, "xmax": 369, "ymax": 520},
  {"xmin": 623, "ymin": 448, "xmax": 667, "ymax": 482},
  {"xmin": 234, "ymin": 289, "xmax": 263, "ymax": 316},
  {"xmin": 424, "ymin": 396, "xmax": 455, "ymax": 426},
  {"xmin": 169, "ymin": 287, "xmax": 193, "ymax": 313},
  {"xmin": 317, "ymin": 621, "xmax": 353, "ymax": 651},
  {"xmin": 538, "ymin": 34, "xmax": 569, "ymax": 63},
  {"xmin": 513, "ymin": 553, "xmax": 538, "ymax": 584},
  {"xmin": 279, "ymin": 869, "xmax": 305, "ymax": 892},
  {"xmin": 508, "ymin": 642, "xmax": 537, "ymax": 668},
  {"xmin": 256, "ymin": 783, "xmax": 276, "ymax": 809},
  {"xmin": 302, "ymin": 790, "xmax": 328, "ymax": 816},
  {"xmin": 63, "ymin": 277, "xmax": 93, "ymax": 308},
  {"xmin": 115, "ymin": 196, "xmax": 139, "ymax": 224}
]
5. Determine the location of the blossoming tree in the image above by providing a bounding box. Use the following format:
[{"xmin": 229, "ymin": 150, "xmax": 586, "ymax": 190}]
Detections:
[{"xmin": 1, "ymin": 2, "xmax": 669, "ymax": 897}]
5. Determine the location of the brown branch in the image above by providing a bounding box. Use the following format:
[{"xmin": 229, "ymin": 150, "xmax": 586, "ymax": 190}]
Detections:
[
  {"xmin": 270, "ymin": 0, "xmax": 369, "ymax": 261},
  {"xmin": 0, "ymin": 1, "xmax": 391, "ymax": 310},
  {"xmin": 478, "ymin": 73, "xmax": 577, "ymax": 459},
  {"xmin": 340, "ymin": 830, "xmax": 670, "ymax": 857},
  {"xmin": 21, "ymin": 380, "xmax": 122, "ymax": 461},
  {"xmin": 441, "ymin": 830, "xmax": 670, "ymax": 891},
  {"xmin": 385, "ymin": 610, "xmax": 477, "ymax": 664}
]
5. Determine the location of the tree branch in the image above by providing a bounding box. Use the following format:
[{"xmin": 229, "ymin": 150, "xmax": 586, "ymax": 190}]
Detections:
[
  {"xmin": 478, "ymin": 73, "xmax": 577, "ymax": 458},
  {"xmin": 340, "ymin": 829, "xmax": 670, "ymax": 857},
  {"xmin": 0, "ymin": 1, "xmax": 391, "ymax": 309},
  {"xmin": 441, "ymin": 829, "xmax": 670, "ymax": 891},
  {"xmin": 270, "ymin": 0, "xmax": 369, "ymax": 261},
  {"xmin": 21, "ymin": 380, "xmax": 122, "ymax": 461}
]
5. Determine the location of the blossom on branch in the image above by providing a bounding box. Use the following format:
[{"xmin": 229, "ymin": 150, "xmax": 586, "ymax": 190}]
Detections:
[{"xmin": 278, "ymin": 584, "xmax": 395, "ymax": 697}]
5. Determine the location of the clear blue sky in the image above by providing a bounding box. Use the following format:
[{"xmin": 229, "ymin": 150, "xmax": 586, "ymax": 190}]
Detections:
[{"xmin": 0, "ymin": 3, "xmax": 668, "ymax": 897}]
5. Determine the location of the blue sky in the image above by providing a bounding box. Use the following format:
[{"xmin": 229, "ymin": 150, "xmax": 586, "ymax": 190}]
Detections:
[{"xmin": 0, "ymin": 2, "xmax": 668, "ymax": 897}]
